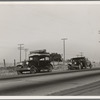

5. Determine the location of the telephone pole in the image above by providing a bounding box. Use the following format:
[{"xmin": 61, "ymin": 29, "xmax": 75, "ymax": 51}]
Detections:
[
  {"xmin": 61, "ymin": 38, "xmax": 67, "ymax": 65},
  {"xmin": 18, "ymin": 44, "xmax": 24, "ymax": 62},
  {"xmin": 80, "ymin": 52, "xmax": 83, "ymax": 57},
  {"xmin": 24, "ymin": 48, "xmax": 28, "ymax": 61}
]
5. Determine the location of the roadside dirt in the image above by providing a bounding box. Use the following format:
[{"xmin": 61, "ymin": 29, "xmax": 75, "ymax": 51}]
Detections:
[
  {"xmin": 0, "ymin": 64, "xmax": 68, "ymax": 77},
  {"xmin": 0, "ymin": 62, "xmax": 98, "ymax": 77}
]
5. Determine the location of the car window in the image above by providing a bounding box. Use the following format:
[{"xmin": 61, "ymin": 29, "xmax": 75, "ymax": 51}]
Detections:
[
  {"xmin": 34, "ymin": 57, "xmax": 39, "ymax": 61},
  {"xmin": 45, "ymin": 57, "xmax": 49, "ymax": 60},
  {"xmin": 40, "ymin": 58, "xmax": 45, "ymax": 61}
]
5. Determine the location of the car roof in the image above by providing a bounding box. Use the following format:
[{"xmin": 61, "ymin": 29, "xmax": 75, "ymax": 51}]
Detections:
[
  {"xmin": 29, "ymin": 53, "xmax": 50, "ymax": 57},
  {"xmin": 71, "ymin": 57, "xmax": 85, "ymax": 60}
]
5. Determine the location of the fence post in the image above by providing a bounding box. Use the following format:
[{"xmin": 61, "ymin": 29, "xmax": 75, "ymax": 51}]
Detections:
[
  {"xmin": 14, "ymin": 59, "xmax": 16, "ymax": 67},
  {"xmin": 3, "ymin": 59, "xmax": 6, "ymax": 67},
  {"xmin": 53, "ymin": 58, "xmax": 54, "ymax": 66}
]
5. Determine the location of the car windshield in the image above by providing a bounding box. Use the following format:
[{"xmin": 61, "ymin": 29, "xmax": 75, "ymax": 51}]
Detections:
[
  {"xmin": 39, "ymin": 56, "xmax": 49, "ymax": 61},
  {"xmin": 29, "ymin": 56, "xmax": 39, "ymax": 61},
  {"xmin": 29, "ymin": 55, "xmax": 50, "ymax": 61}
]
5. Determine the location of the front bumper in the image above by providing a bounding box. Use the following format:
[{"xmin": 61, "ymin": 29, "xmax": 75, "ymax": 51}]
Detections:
[{"xmin": 16, "ymin": 67, "xmax": 31, "ymax": 71}]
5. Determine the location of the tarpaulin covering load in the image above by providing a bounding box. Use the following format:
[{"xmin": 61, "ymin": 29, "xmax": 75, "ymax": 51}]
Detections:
[
  {"xmin": 30, "ymin": 49, "xmax": 46, "ymax": 54},
  {"xmin": 29, "ymin": 49, "xmax": 50, "ymax": 57}
]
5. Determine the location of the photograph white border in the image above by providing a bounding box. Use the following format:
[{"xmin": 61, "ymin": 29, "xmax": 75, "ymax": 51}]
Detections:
[{"xmin": 0, "ymin": 1, "xmax": 100, "ymax": 99}]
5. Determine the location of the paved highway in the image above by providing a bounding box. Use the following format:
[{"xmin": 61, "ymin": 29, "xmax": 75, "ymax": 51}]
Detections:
[
  {"xmin": 50, "ymin": 80, "xmax": 100, "ymax": 96},
  {"xmin": 0, "ymin": 69, "xmax": 100, "ymax": 96}
]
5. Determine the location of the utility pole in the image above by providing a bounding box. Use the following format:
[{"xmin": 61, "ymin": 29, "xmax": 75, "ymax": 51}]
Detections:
[
  {"xmin": 3, "ymin": 59, "xmax": 6, "ymax": 67},
  {"xmin": 98, "ymin": 30, "xmax": 100, "ymax": 63},
  {"xmin": 80, "ymin": 52, "xmax": 83, "ymax": 57},
  {"xmin": 61, "ymin": 38, "xmax": 67, "ymax": 65},
  {"xmin": 14, "ymin": 59, "xmax": 16, "ymax": 67},
  {"xmin": 24, "ymin": 48, "xmax": 28, "ymax": 61},
  {"xmin": 76, "ymin": 55, "xmax": 80, "ymax": 57},
  {"xmin": 18, "ymin": 44, "xmax": 24, "ymax": 62}
]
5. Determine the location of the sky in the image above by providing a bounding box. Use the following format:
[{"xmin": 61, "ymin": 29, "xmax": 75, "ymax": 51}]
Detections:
[{"xmin": 0, "ymin": 1, "xmax": 100, "ymax": 63}]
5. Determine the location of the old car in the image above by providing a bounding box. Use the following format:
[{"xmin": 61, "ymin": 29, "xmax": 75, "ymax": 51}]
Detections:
[
  {"xmin": 16, "ymin": 50, "xmax": 53, "ymax": 74},
  {"xmin": 67, "ymin": 57, "xmax": 92, "ymax": 70}
]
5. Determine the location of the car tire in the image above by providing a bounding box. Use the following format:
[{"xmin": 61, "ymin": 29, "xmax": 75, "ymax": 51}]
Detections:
[
  {"xmin": 78, "ymin": 65, "xmax": 82, "ymax": 70},
  {"xmin": 89, "ymin": 65, "xmax": 92, "ymax": 69},
  {"xmin": 48, "ymin": 64, "xmax": 53, "ymax": 72},
  {"xmin": 67, "ymin": 64, "xmax": 72, "ymax": 70},
  {"xmin": 17, "ymin": 71, "xmax": 22, "ymax": 75},
  {"xmin": 37, "ymin": 69, "xmax": 41, "ymax": 73},
  {"xmin": 30, "ymin": 65, "xmax": 37, "ymax": 74}
]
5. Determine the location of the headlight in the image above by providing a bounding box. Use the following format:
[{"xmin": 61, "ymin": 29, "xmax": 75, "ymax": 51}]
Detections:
[
  {"xmin": 27, "ymin": 68, "xmax": 30, "ymax": 70},
  {"xmin": 26, "ymin": 62, "xmax": 29, "ymax": 65},
  {"xmin": 17, "ymin": 65, "xmax": 23, "ymax": 68},
  {"xmin": 19, "ymin": 62, "xmax": 23, "ymax": 65},
  {"xmin": 17, "ymin": 62, "xmax": 23, "ymax": 65}
]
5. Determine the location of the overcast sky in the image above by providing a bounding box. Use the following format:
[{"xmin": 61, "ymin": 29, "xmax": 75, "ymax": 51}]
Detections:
[{"xmin": 0, "ymin": 2, "xmax": 100, "ymax": 63}]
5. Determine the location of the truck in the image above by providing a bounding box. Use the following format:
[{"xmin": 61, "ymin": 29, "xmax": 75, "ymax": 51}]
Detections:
[
  {"xmin": 67, "ymin": 57, "xmax": 92, "ymax": 70},
  {"xmin": 16, "ymin": 49, "xmax": 53, "ymax": 75}
]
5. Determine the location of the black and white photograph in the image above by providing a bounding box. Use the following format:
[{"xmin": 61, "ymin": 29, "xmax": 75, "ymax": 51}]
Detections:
[{"xmin": 0, "ymin": 1, "xmax": 100, "ymax": 97}]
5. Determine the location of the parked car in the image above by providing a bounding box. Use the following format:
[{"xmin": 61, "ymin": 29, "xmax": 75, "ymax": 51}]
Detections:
[
  {"xmin": 16, "ymin": 50, "xmax": 53, "ymax": 75},
  {"xmin": 67, "ymin": 57, "xmax": 92, "ymax": 70}
]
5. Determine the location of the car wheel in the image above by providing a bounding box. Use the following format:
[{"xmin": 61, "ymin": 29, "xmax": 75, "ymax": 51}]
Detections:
[
  {"xmin": 78, "ymin": 65, "xmax": 82, "ymax": 70},
  {"xmin": 37, "ymin": 69, "xmax": 41, "ymax": 73},
  {"xmin": 68, "ymin": 64, "xmax": 73, "ymax": 70},
  {"xmin": 84, "ymin": 66, "xmax": 87, "ymax": 69},
  {"xmin": 68, "ymin": 65, "xmax": 71, "ymax": 70},
  {"xmin": 48, "ymin": 64, "xmax": 53, "ymax": 72},
  {"xmin": 89, "ymin": 65, "xmax": 92, "ymax": 69},
  {"xmin": 30, "ymin": 65, "xmax": 37, "ymax": 74},
  {"xmin": 17, "ymin": 71, "xmax": 22, "ymax": 75}
]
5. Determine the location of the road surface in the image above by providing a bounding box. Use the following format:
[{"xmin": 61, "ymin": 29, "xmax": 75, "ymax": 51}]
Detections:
[
  {"xmin": 50, "ymin": 80, "xmax": 100, "ymax": 96},
  {"xmin": 0, "ymin": 69, "xmax": 100, "ymax": 96}
]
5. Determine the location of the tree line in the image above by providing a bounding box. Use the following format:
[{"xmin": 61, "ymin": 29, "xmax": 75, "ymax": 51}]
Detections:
[{"xmin": 50, "ymin": 53, "xmax": 62, "ymax": 62}]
